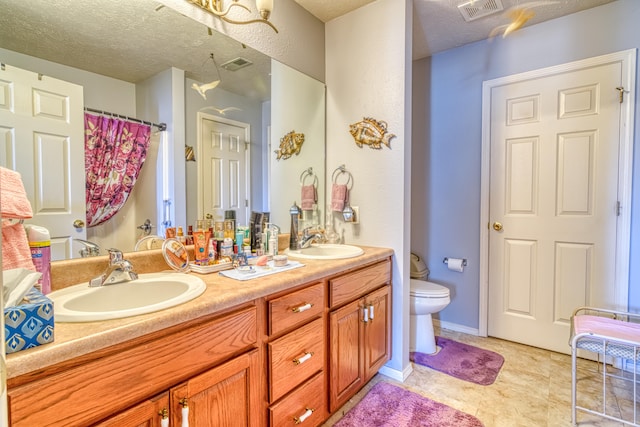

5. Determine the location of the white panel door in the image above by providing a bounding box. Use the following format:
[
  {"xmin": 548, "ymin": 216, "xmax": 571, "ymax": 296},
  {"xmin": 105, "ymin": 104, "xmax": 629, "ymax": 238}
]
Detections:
[
  {"xmin": 197, "ymin": 114, "xmax": 250, "ymax": 227},
  {"xmin": 0, "ymin": 64, "xmax": 85, "ymax": 260},
  {"xmin": 488, "ymin": 61, "xmax": 622, "ymax": 353}
]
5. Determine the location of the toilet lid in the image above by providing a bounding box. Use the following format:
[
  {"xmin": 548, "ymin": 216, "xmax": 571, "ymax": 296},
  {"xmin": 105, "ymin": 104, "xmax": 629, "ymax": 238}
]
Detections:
[{"xmin": 410, "ymin": 279, "xmax": 450, "ymax": 297}]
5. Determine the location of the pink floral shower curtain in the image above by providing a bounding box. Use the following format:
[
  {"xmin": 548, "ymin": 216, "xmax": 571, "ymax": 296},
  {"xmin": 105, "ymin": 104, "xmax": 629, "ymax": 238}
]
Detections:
[{"xmin": 84, "ymin": 113, "xmax": 152, "ymax": 227}]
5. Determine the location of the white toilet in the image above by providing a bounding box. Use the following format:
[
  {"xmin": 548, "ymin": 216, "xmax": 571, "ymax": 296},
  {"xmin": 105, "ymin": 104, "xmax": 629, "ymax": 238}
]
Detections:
[{"xmin": 410, "ymin": 253, "xmax": 451, "ymax": 354}]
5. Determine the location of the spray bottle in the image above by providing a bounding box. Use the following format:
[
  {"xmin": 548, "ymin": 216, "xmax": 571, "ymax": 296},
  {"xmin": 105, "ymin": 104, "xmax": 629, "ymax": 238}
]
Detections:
[{"xmin": 25, "ymin": 225, "xmax": 51, "ymax": 294}]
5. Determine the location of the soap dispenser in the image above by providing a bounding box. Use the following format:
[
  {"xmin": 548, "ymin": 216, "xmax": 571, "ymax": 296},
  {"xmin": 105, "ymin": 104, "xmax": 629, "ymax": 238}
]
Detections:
[{"xmin": 289, "ymin": 202, "xmax": 300, "ymax": 250}]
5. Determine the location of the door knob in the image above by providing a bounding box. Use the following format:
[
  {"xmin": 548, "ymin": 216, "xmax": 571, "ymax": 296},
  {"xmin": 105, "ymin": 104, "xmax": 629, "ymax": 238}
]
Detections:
[
  {"xmin": 492, "ymin": 222, "xmax": 503, "ymax": 231},
  {"xmin": 73, "ymin": 219, "xmax": 85, "ymax": 229}
]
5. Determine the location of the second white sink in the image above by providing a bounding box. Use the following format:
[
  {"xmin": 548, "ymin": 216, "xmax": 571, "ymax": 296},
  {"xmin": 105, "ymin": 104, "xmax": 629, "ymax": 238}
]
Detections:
[
  {"xmin": 285, "ymin": 244, "xmax": 364, "ymax": 260},
  {"xmin": 49, "ymin": 272, "xmax": 206, "ymax": 322}
]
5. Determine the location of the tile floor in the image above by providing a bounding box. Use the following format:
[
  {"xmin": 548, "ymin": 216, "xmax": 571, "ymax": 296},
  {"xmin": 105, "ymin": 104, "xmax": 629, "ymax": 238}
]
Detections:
[{"xmin": 323, "ymin": 327, "xmax": 639, "ymax": 426}]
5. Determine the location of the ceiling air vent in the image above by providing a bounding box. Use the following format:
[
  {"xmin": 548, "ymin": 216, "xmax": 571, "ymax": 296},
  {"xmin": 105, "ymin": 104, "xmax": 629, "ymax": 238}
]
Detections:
[
  {"xmin": 458, "ymin": 0, "xmax": 504, "ymax": 22},
  {"xmin": 221, "ymin": 57, "xmax": 253, "ymax": 72}
]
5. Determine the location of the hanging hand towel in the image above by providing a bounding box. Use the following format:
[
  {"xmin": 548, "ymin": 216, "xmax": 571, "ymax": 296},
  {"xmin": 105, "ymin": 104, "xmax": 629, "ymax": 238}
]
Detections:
[
  {"xmin": 1, "ymin": 220, "xmax": 36, "ymax": 272},
  {"xmin": 301, "ymin": 185, "xmax": 317, "ymax": 210},
  {"xmin": 331, "ymin": 183, "xmax": 348, "ymax": 212},
  {"xmin": 0, "ymin": 167, "xmax": 33, "ymax": 219}
]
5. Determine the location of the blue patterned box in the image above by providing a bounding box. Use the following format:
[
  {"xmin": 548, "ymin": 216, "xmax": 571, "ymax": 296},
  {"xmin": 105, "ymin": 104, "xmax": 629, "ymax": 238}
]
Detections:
[{"xmin": 4, "ymin": 288, "xmax": 54, "ymax": 354}]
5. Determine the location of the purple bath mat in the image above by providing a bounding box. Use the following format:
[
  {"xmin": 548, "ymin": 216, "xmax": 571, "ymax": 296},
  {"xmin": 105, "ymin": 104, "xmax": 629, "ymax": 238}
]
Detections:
[
  {"xmin": 334, "ymin": 382, "xmax": 484, "ymax": 427},
  {"xmin": 410, "ymin": 336, "xmax": 504, "ymax": 386}
]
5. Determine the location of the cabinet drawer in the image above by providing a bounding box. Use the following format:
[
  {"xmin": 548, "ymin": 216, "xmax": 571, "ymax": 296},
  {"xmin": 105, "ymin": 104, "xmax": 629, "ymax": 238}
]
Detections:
[
  {"xmin": 269, "ymin": 317, "xmax": 324, "ymax": 402},
  {"xmin": 269, "ymin": 282, "xmax": 324, "ymax": 336},
  {"xmin": 330, "ymin": 259, "xmax": 391, "ymax": 308},
  {"xmin": 269, "ymin": 372, "xmax": 327, "ymax": 427}
]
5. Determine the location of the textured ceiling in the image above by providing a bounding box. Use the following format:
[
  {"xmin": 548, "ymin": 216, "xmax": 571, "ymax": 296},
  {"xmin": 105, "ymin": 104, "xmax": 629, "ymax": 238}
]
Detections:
[
  {"xmin": 0, "ymin": 0, "xmax": 619, "ymax": 98},
  {"xmin": 0, "ymin": 0, "xmax": 272, "ymax": 101}
]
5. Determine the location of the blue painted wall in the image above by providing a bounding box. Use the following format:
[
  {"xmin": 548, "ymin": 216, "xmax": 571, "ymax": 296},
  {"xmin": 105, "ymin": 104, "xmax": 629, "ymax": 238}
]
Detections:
[{"xmin": 412, "ymin": 0, "xmax": 640, "ymax": 329}]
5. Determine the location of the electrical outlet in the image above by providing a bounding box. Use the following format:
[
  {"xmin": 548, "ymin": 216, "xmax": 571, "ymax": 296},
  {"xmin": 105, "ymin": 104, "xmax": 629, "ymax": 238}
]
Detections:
[{"xmin": 351, "ymin": 206, "xmax": 359, "ymax": 224}]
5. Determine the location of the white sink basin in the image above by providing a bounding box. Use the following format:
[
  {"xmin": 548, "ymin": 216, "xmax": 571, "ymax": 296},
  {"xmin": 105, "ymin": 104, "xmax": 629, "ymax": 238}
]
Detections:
[
  {"xmin": 285, "ymin": 244, "xmax": 364, "ymax": 260},
  {"xmin": 49, "ymin": 272, "xmax": 206, "ymax": 322}
]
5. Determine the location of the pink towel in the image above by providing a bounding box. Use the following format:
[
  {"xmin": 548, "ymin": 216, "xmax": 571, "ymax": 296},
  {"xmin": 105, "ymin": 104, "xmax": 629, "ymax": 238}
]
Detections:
[
  {"xmin": 301, "ymin": 185, "xmax": 317, "ymax": 210},
  {"xmin": 1, "ymin": 220, "xmax": 36, "ymax": 272},
  {"xmin": 574, "ymin": 315, "xmax": 640, "ymax": 343},
  {"xmin": 331, "ymin": 183, "xmax": 348, "ymax": 212},
  {"xmin": 0, "ymin": 167, "xmax": 33, "ymax": 219}
]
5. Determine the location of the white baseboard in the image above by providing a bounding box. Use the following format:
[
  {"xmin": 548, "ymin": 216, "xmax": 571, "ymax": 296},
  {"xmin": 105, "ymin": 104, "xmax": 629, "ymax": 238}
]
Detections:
[
  {"xmin": 434, "ymin": 319, "xmax": 480, "ymax": 336},
  {"xmin": 379, "ymin": 363, "xmax": 413, "ymax": 382}
]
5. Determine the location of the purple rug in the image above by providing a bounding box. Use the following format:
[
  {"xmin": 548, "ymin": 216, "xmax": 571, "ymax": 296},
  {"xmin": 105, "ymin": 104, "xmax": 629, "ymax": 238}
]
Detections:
[
  {"xmin": 334, "ymin": 382, "xmax": 484, "ymax": 427},
  {"xmin": 410, "ymin": 336, "xmax": 504, "ymax": 386}
]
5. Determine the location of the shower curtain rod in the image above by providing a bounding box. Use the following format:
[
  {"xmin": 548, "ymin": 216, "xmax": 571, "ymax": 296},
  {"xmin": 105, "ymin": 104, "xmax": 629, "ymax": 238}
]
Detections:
[{"xmin": 84, "ymin": 107, "xmax": 167, "ymax": 131}]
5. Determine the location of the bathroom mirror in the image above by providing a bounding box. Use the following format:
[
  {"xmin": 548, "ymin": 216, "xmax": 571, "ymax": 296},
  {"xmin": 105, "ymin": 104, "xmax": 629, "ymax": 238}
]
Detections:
[{"xmin": 0, "ymin": 0, "xmax": 325, "ymax": 259}]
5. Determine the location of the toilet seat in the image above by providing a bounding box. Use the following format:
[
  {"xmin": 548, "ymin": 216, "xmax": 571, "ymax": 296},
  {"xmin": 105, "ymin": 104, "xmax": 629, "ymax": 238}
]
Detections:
[{"xmin": 410, "ymin": 279, "xmax": 449, "ymax": 298}]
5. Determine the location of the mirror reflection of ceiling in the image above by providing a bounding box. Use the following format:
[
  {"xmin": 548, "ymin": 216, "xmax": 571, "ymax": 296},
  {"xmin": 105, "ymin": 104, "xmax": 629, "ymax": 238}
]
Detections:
[{"xmin": 0, "ymin": 0, "xmax": 271, "ymax": 102}]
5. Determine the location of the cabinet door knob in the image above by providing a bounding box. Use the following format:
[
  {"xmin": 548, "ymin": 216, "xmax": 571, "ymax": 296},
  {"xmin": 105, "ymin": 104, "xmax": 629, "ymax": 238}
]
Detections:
[
  {"xmin": 362, "ymin": 306, "xmax": 369, "ymax": 323},
  {"xmin": 158, "ymin": 408, "xmax": 169, "ymax": 427},
  {"xmin": 294, "ymin": 407, "xmax": 315, "ymax": 424},
  {"xmin": 368, "ymin": 304, "xmax": 375, "ymax": 320},
  {"xmin": 179, "ymin": 398, "xmax": 189, "ymax": 427}
]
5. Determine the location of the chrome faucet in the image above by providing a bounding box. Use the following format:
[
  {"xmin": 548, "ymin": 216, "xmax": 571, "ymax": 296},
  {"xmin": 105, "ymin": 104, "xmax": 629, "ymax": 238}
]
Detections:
[
  {"xmin": 75, "ymin": 239, "xmax": 100, "ymax": 257},
  {"xmin": 299, "ymin": 227, "xmax": 324, "ymax": 249},
  {"xmin": 89, "ymin": 249, "xmax": 138, "ymax": 287}
]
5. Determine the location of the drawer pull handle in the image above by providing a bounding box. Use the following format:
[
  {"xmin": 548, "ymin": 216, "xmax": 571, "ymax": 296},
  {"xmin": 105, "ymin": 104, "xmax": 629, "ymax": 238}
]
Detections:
[
  {"xmin": 293, "ymin": 351, "xmax": 314, "ymax": 365},
  {"xmin": 159, "ymin": 408, "xmax": 169, "ymax": 427},
  {"xmin": 292, "ymin": 303, "xmax": 313, "ymax": 313},
  {"xmin": 179, "ymin": 398, "xmax": 189, "ymax": 427},
  {"xmin": 294, "ymin": 407, "xmax": 315, "ymax": 424}
]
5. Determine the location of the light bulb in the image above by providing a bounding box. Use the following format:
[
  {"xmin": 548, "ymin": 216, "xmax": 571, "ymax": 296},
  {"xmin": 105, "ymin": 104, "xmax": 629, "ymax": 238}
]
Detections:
[{"xmin": 256, "ymin": 0, "xmax": 273, "ymax": 19}]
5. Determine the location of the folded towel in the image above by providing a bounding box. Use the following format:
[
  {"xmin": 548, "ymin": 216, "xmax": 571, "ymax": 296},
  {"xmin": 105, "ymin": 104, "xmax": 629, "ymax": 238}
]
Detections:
[
  {"xmin": 301, "ymin": 185, "xmax": 317, "ymax": 210},
  {"xmin": 331, "ymin": 183, "xmax": 348, "ymax": 212},
  {"xmin": 1, "ymin": 220, "xmax": 36, "ymax": 272},
  {"xmin": 0, "ymin": 167, "xmax": 33, "ymax": 219}
]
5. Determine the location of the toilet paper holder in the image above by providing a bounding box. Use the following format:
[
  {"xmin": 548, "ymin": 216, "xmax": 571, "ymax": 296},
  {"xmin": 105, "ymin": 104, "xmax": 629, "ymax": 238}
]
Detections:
[{"xmin": 443, "ymin": 257, "xmax": 467, "ymax": 266}]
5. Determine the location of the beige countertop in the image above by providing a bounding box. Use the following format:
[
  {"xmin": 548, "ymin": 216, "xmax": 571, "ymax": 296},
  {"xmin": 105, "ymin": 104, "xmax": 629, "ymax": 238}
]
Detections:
[{"xmin": 7, "ymin": 245, "xmax": 393, "ymax": 381}]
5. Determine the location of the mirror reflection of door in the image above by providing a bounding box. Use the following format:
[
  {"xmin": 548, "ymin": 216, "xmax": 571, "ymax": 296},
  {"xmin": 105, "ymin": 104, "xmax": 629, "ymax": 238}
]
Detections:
[
  {"xmin": 197, "ymin": 113, "xmax": 251, "ymax": 227},
  {"xmin": 0, "ymin": 64, "xmax": 86, "ymax": 261}
]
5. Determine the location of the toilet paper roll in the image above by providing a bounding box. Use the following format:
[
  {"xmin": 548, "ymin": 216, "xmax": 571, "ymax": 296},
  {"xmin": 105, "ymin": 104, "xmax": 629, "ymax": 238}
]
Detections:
[{"xmin": 447, "ymin": 258, "xmax": 465, "ymax": 273}]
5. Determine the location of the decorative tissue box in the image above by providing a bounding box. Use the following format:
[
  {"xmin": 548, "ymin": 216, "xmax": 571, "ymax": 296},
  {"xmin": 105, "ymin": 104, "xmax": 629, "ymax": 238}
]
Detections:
[{"xmin": 4, "ymin": 288, "xmax": 54, "ymax": 354}]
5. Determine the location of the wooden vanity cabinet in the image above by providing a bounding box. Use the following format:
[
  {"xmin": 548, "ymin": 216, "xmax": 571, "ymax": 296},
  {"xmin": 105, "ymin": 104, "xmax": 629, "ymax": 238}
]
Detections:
[
  {"xmin": 8, "ymin": 305, "xmax": 260, "ymax": 427},
  {"xmin": 328, "ymin": 259, "xmax": 392, "ymax": 413},
  {"xmin": 96, "ymin": 350, "xmax": 261, "ymax": 427},
  {"xmin": 8, "ymin": 252, "xmax": 393, "ymax": 427}
]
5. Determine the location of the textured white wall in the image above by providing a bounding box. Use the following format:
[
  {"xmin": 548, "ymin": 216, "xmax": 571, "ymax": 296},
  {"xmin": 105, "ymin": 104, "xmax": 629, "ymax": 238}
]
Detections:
[{"xmin": 326, "ymin": 0, "xmax": 412, "ymax": 378}]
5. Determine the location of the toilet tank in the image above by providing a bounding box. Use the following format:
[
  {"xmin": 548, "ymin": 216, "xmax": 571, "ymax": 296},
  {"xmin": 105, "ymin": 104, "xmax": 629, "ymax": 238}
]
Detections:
[{"xmin": 410, "ymin": 253, "xmax": 430, "ymax": 280}]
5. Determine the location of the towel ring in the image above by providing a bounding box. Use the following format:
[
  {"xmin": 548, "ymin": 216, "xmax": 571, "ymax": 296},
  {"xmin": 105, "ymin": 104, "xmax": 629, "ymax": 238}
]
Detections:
[
  {"xmin": 332, "ymin": 164, "xmax": 353, "ymax": 189},
  {"xmin": 299, "ymin": 167, "xmax": 318, "ymax": 187}
]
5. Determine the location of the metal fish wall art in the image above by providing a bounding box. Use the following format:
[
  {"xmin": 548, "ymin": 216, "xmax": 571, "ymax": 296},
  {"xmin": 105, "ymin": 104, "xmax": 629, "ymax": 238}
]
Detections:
[
  {"xmin": 349, "ymin": 117, "xmax": 396, "ymax": 149},
  {"xmin": 274, "ymin": 130, "xmax": 305, "ymax": 160}
]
